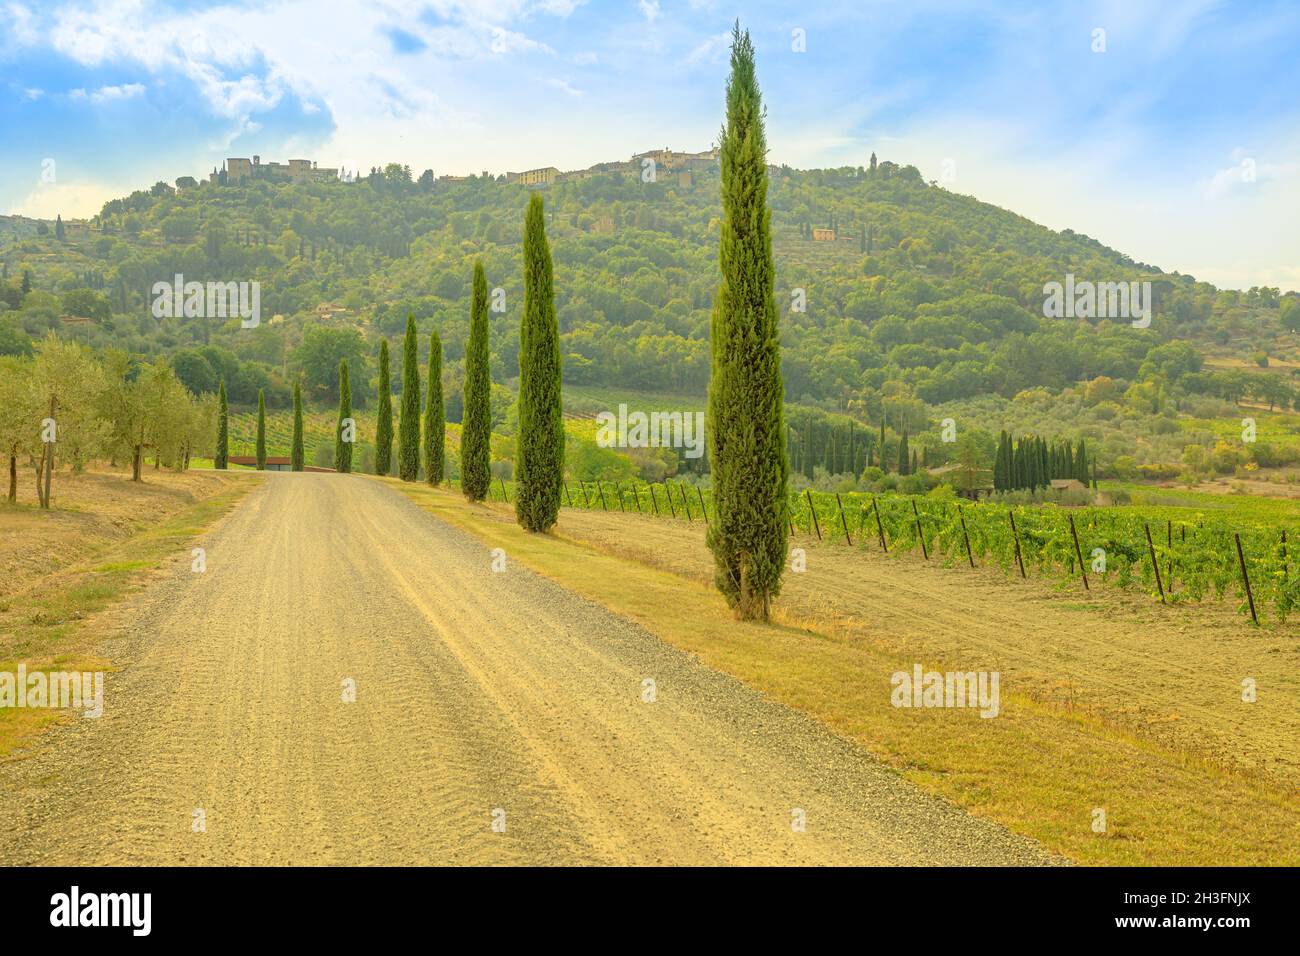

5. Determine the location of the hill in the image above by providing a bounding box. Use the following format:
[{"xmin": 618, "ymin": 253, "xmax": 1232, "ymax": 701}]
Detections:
[{"xmin": 2, "ymin": 155, "xmax": 1298, "ymax": 483}]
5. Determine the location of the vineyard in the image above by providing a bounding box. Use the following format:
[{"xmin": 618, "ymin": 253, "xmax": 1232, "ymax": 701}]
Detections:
[{"xmin": 473, "ymin": 476, "xmax": 1300, "ymax": 625}]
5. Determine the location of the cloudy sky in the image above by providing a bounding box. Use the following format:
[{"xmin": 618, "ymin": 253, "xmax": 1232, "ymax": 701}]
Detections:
[{"xmin": 1, "ymin": 0, "xmax": 1297, "ymax": 290}]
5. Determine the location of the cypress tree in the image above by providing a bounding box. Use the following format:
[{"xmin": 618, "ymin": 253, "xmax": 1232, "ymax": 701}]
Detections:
[
  {"xmin": 461, "ymin": 261, "xmax": 491, "ymax": 500},
  {"xmin": 335, "ymin": 360, "xmax": 353, "ymax": 473},
  {"xmin": 424, "ymin": 330, "xmax": 444, "ymax": 485},
  {"xmin": 515, "ymin": 192, "xmax": 564, "ymax": 532},
  {"xmin": 215, "ymin": 378, "xmax": 228, "ymax": 469},
  {"xmin": 897, "ymin": 429, "xmax": 910, "ymax": 475},
  {"xmin": 993, "ymin": 431, "xmax": 1006, "ymax": 491},
  {"xmin": 255, "ymin": 390, "xmax": 267, "ymax": 470},
  {"xmin": 398, "ymin": 315, "xmax": 421, "ymax": 481},
  {"xmin": 705, "ymin": 24, "xmax": 788, "ymax": 621},
  {"xmin": 291, "ymin": 383, "xmax": 304, "ymax": 472},
  {"xmin": 375, "ymin": 339, "xmax": 393, "ymax": 475},
  {"xmin": 879, "ymin": 419, "xmax": 887, "ymax": 472}
]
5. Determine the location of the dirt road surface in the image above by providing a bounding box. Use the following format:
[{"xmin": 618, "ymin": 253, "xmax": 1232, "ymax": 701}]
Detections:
[{"xmin": 0, "ymin": 474, "xmax": 1056, "ymax": 865}]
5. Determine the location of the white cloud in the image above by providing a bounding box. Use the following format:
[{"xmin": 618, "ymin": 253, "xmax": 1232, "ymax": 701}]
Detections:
[
  {"xmin": 546, "ymin": 77, "xmax": 582, "ymax": 96},
  {"xmin": 1203, "ymin": 151, "xmax": 1297, "ymax": 200},
  {"xmin": 684, "ymin": 31, "xmax": 728, "ymax": 66},
  {"xmin": 638, "ymin": 0, "xmax": 660, "ymax": 22},
  {"xmin": 67, "ymin": 82, "xmax": 146, "ymax": 103},
  {"xmin": 10, "ymin": 179, "xmax": 122, "ymax": 219}
]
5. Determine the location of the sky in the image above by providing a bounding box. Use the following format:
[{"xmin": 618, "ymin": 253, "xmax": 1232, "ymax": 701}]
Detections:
[{"xmin": 1, "ymin": 0, "xmax": 1297, "ymax": 291}]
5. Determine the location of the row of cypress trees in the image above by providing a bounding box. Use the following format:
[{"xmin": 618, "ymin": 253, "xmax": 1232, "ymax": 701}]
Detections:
[
  {"xmin": 212, "ymin": 25, "xmax": 782, "ymax": 625},
  {"xmin": 993, "ymin": 431, "xmax": 1090, "ymax": 491},
  {"xmin": 366, "ymin": 317, "xmax": 448, "ymax": 484}
]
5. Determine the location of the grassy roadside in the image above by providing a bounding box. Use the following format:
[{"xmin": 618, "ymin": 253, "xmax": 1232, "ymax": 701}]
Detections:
[
  {"xmin": 387, "ymin": 478, "xmax": 1300, "ymax": 866},
  {"xmin": 0, "ymin": 473, "xmax": 261, "ymax": 758}
]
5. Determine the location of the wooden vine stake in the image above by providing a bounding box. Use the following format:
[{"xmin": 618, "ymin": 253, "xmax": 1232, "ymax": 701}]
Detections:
[
  {"xmin": 648, "ymin": 484, "xmax": 659, "ymax": 516},
  {"xmin": 958, "ymin": 505, "xmax": 974, "ymax": 568},
  {"xmin": 597, "ymin": 482, "xmax": 609, "ymax": 511},
  {"xmin": 871, "ymin": 497, "xmax": 888, "ymax": 552},
  {"xmin": 805, "ymin": 489, "xmax": 822, "ymax": 541},
  {"xmin": 1282, "ymin": 529, "xmax": 1288, "ymax": 581},
  {"xmin": 911, "ymin": 499, "xmax": 928, "ymax": 560},
  {"xmin": 1143, "ymin": 522, "xmax": 1165, "ymax": 603},
  {"xmin": 679, "ymin": 484, "xmax": 691, "ymax": 522},
  {"xmin": 630, "ymin": 484, "xmax": 641, "ymax": 513},
  {"xmin": 1008, "ymin": 510, "xmax": 1026, "ymax": 578},
  {"xmin": 1234, "ymin": 532, "xmax": 1258, "ymax": 626},
  {"xmin": 499, "ymin": 476, "xmax": 509, "ymax": 503},
  {"xmin": 580, "ymin": 481, "xmax": 591, "ymax": 509},
  {"xmin": 835, "ymin": 493, "xmax": 853, "ymax": 546},
  {"xmin": 1068, "ymin": 513, "xmax": 1089, "ymax": 591},
  {"xmin": 1166, "ymin": 519, "xmax": 1173, "ymax": 590},
  {"xmin": 696, "ymin": 486, "xmax": 709, "ymax": 527},
  {"xmin": 562, "ymin": 481, "xmax": 572, "ymax": 507}
]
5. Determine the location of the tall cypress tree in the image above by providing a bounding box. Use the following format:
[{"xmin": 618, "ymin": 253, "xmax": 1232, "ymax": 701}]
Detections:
[
  {"xmin": 897, "ymin": 429, "xmax": 910, "ymax": 475},
  {"xmin": 375, "ymin": 339, "xmax": 393, "ymax": 475},
  {"xmin": 214, "ymin": 378, "xmax": 228, "ymax": 469},
  {"xmin": 255, "ymin": 389, "xmax": 267, "ymax": 470},
  {"xmin": 335, "ymin": 359, "xmax": 353, "ymax": 473},
  {"xmin": 424, "ymin": 330, "xmax": 444, "ymax": 485},
  {"xmin": 515, "ymin": 192, "xmax": 564, "ymax": 532},
  {"xmin": 398, "ymin": 314, "xmax": 421, "ymax": 481},
  {"xmin": 291, "ymin": 382, "xmax": 304, "ymax": 472},
  {"xmin": 705, "ymin": 24, "xmax": 788, "ymax": 622},
  {"xmin": 461, "ymin": 261, "xmax": 491, "ymax": 500}
]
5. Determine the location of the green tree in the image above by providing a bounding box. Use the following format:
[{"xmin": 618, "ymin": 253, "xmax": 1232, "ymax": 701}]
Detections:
[
  {"xmin": 291, "ymin": 382, "xmax": 304, "ymax": 471},
  {"xmin": 255, "ymin": 389, "xmax": 267, "ymax": 470},
  {"xmin": 514, "ymin": 193, "xmax": 564, "ymax": 532},
  {"xmin": 375, "ymin": 339, "xmax": 393, "ymax": 475},
  {"xmin": 398, "ymin": 315, "xmax": 421, "ymax": 481},
  {"xmin": 704, "ymin": 24, "xmax": 788, "ymax": 621},
  {"xmin": 215, "ymin": 378, "xmax": 228, "ymax": 469},
  {"xmin": 424, "ymin": 330, "xmax": 444, "ymax": 484},
  {"xmin": 335, "ymin": 360, "xmax": 353, "ymax": 473},
  {"xmin": 461, "ymin": 261, "xmax": 492, "ymax": 501},
  {"xmin": 897, "ymin": 428, "xmax": 910, "ymax": 475}
]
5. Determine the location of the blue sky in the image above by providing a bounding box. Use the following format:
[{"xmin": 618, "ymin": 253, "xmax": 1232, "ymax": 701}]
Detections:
[{"xmin": 2, "ymin": 0, "xmax": 1297, "ymax": 290}]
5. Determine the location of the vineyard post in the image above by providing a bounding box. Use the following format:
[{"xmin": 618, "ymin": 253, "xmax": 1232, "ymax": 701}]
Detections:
[
  {"xmin": 805, "ymin": 489, "xmax": 822, "ymax": 541},
  {"xmin": 665, "ymin": 483, "xmax": 677, "ymax": 518},
  {"xmin": 630, "ymin": 484, "xmax": 641, "ymax": 513},
  {"xmin": 1234, "ymin": 532, "xmax": 1258, "ymax": 626},
  {"xmin": 679, "ymin": 484, "xmax": 691, "ymax": 522},
  {"xmin": 597, "ymin": 482, "xmax": 609, "ymax": 511},
  {"xmin": 835, "ymin": 493, "xmax": 853, "ymax": 546},
  {"xmin": 649, "ymin": 484, "xmax": 659, "ymax": 516},
  {"xmin": 958, "ymin": 505, "xmax": 974, "ymax": 568},
  {"xmin": 1166, "ymin": 520, "xmax": 1173, "ymax": 591},
  {"xmin": 696, "ymin": 486, "xmax": 709, "ymax": 526},
  {"xmin": 1143, "ymin": 522, "xmax": 1165, "ymax": 603},
  {"xmin": 872, "ymin": 497, "xmax": 888, "ymax": 552},
  {"xmin": 580, "ymin": 481, "xmax": 591, "ymax": 509},
  {"xmin": 563, "ymin": 481, "xmax": 572, "ymax": 507},
  {"xmin": 1068, "ymin": 514, "xmax": 1089, "ymax": 591},
  {"xmin": 615, "ymin": 483, "xmax": 625, "ymax": 512},
  {"xmin": 911, "ymin": 499, "xmax": 929, "ymax": 560},
  {"xmin": 499, "ymin": 477, "xmax": 509, "ymax": 503},
  {"xmin": 1282, "ymin": 529, "xmax": 1288, "ymax": 580},
  {"xmin": 1008, "ymin": 510, "xmax": 1026, "ymax": 578}
]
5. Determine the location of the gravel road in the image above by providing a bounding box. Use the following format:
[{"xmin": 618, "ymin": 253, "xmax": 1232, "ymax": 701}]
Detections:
[{"xmin": 0, "ymin": 474, "xmax": 1057, "ymax": 865}]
